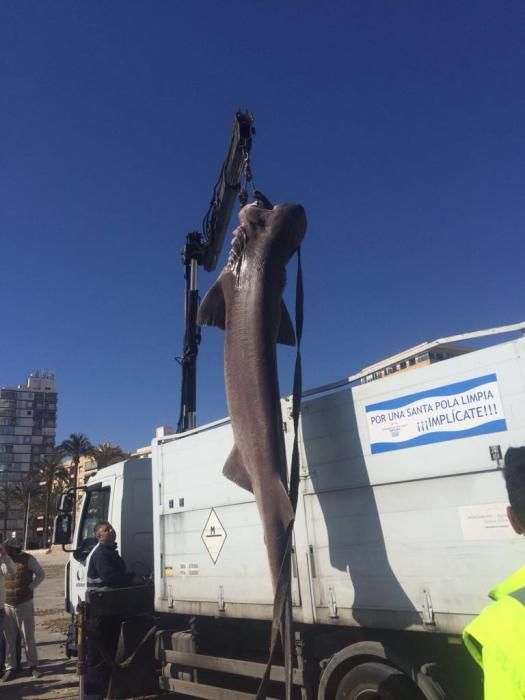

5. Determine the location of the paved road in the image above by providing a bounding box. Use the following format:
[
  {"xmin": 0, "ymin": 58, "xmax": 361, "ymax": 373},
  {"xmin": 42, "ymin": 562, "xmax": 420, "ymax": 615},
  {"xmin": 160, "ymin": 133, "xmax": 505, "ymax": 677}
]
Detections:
[{"xmin": 1, "ymin": 548, "xmax": 77, "ymax": 700}]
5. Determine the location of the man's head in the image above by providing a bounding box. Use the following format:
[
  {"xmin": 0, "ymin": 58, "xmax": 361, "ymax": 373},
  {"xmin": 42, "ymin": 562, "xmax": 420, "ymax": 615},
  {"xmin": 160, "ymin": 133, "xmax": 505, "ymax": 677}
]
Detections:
[
  {"xmin": 94, "ymin": 521, "xmax": 117, "ymax": 546},
  {"xmin": 503, "ymin": 447, "xmax": 525, "ymax": 534},
  {"xmin": 5, "ymin": 536, "xmax": 23, "ymax": 556}
]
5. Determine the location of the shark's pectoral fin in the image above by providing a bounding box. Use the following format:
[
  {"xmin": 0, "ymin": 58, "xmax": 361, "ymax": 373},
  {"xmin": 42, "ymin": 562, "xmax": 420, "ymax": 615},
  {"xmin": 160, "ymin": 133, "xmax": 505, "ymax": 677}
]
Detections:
[
  {"xmin": 198, "ymin": 278, "xmax": 226, "ymax": 330},
  {"xmin": 277, "ymin": 301, "xmax": 296, "ymax": 346},
  {"xmin": 223, "ymin": 445, "xmax": 253, "ymax": 493}
]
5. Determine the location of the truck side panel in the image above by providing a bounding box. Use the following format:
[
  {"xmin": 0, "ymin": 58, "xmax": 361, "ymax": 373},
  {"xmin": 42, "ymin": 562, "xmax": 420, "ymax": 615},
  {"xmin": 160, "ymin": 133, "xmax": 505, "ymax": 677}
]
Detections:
[
  {"xmin": 299, "ymin": 337, "xmax": 525, "ymax": 633},
  {"xmin": 152, "ymin": 337, "xmax": 525, "ymax": 634},
  {"xmin": 154, "ymin": 426, "xmax": 302, "ymax": 616}
]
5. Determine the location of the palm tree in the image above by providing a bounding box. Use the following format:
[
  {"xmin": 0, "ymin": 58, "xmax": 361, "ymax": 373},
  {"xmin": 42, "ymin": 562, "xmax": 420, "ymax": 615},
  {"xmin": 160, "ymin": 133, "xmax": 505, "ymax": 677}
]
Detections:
[
  {"xmin": 92, "ymin": 442, "xmax": 129, "ymax": 470},
  {"xmin": 58, "ymin": 433, "xmax": 94, "ymax": 531},
  {"xmin": 34, "ymin": 452, "xmax": 70, "ymax": 548},
  {"xmin": 8, "ymin": 476, "xmax": 44, "ymax": 547}
]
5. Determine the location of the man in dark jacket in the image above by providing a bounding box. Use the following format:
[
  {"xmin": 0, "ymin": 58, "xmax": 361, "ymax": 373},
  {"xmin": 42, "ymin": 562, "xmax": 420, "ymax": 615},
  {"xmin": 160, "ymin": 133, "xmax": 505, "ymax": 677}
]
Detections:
[
  {"xmin": 85, "ymin": 521, "xmax": 133, "ymax": 700},
  {"xmin": 87, "ymin": 521, "xmax": 132, "ymax": 589}
]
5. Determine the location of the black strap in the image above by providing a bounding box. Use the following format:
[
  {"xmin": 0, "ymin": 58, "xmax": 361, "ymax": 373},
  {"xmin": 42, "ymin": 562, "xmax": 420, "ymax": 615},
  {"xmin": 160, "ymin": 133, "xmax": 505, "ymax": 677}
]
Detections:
[
  {"xmin": 90, "ymin": 622, "xmax": 159, "ymax": 671},
  {"xmin": 256, "ymin": 247, "xmax": 303, "ymax": 700}
]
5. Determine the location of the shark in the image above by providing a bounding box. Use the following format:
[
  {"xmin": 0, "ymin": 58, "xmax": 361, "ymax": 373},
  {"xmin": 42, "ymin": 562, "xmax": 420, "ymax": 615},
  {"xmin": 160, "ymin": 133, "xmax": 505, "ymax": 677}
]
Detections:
[{"xmin": 197, "ymin": 197, "xmax": 306, "ymax": 592}]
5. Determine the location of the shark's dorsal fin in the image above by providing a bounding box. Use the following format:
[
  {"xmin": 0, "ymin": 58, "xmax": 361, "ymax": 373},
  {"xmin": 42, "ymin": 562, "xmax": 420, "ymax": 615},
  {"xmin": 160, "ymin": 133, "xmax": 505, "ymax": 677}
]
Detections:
[
  {"xmin": 198, "ymin": 277, "xmax": 226, "ymax": 330},
  {"xmin": 277, "ymin": 301, "xmax": 296, "ymax": 346},
  {"xmin": 223, "ymin": 445, "xmax": 253, "ymax": 493}
]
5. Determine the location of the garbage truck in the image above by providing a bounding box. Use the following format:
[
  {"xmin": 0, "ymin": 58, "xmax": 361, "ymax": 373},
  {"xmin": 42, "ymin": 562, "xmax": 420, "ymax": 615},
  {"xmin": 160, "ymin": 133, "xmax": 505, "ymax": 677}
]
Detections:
[{"xmin": 56, "ymin": 321, "xmax": 525, "ymax": 699}]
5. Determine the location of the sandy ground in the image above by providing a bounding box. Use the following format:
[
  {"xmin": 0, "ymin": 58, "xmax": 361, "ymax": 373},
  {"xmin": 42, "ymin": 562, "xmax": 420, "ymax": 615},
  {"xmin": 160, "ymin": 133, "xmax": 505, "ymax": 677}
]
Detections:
[
  {"xmin": 1, "ymin": 549, "xmax": 174, "ymax": 700},
  {"xmin": 1, "ymin": 547, "xmax": 78, "ymax": 700}
]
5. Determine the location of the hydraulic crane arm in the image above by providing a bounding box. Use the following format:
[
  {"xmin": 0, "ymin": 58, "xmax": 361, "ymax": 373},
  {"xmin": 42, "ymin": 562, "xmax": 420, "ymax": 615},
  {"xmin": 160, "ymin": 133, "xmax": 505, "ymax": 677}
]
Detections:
[
  {"xmin": 177, "ymin": 112, "xmax": 255, "ymax": 432},
  {"xmin": 202, "ymin": 112, "xmax": 255, "ymax": 272}
]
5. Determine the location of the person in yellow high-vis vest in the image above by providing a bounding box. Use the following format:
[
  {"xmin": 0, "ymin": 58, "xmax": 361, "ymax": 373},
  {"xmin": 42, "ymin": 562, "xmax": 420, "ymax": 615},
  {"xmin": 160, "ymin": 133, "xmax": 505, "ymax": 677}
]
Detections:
[{"xmin": 463, "ymin": 446, "xmax": 525, "ymax": 699}]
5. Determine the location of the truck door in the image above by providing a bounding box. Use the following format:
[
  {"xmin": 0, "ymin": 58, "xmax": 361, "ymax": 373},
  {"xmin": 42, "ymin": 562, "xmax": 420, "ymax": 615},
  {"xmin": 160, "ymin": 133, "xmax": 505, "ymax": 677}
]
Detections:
[{"xmin": 68, "ymin": 483, "xmax": 112, "ymax": 609}]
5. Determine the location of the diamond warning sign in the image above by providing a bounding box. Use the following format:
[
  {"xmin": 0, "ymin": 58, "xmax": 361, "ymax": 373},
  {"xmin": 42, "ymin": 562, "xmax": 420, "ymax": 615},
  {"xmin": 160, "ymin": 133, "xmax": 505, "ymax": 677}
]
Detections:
[{"xmin": 201, "ymin": 509, "xmax": 227, "ymax": 564}]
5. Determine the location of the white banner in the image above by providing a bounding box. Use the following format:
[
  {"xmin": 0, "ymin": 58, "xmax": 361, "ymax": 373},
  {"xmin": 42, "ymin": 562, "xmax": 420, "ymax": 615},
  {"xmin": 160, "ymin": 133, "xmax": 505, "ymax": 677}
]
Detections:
[{"xmin": 366, "ymin": 373, "xmax": 507, "ymax": 454}]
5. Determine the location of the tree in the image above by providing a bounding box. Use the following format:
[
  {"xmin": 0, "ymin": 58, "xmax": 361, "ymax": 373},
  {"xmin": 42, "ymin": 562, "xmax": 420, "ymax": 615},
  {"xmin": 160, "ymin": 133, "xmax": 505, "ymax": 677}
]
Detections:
[
  {"xmin": 34, "ymin": 452, "xmax": 70, "ymax": 548},
  {"xmin": 58, "ymin": 433, "xmax": 94, "ymax": 531},
  {"xmin": 7, "ymin": 476, "xmax": 44, "ymax": 547},
  {"xmin": 92, "ymin": 442, "xmax": 129, "ymax": 470}
]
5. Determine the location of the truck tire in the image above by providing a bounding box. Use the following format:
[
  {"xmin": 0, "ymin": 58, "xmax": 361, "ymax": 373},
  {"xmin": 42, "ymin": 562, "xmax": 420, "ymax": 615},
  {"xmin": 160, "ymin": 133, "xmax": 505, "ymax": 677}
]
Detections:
[{"xmin": 335, "ymin": 661, "xmax": 423, "ymax": 700}]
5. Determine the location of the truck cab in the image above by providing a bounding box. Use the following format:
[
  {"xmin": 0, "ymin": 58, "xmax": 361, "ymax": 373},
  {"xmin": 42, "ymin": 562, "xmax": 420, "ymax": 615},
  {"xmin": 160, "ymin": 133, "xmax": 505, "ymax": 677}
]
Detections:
[{"xmin": 64, "ymin": 457, "xmax": 153, "ymax": 614}]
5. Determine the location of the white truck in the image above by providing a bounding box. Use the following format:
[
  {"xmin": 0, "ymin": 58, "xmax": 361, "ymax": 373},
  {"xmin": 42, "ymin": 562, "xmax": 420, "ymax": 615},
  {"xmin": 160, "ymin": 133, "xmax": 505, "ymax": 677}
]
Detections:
[{"xmin": 61, "ymin": 323, "xmax": 525, "ymax": 699}]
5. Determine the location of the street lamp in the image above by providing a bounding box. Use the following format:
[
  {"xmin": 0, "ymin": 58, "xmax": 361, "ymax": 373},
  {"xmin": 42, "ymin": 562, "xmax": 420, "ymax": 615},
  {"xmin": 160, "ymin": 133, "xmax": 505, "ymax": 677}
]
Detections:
[
  {"xmin": 23, "ymin": 480, "xmax": 47, "ymax": 550},
  {"xmin": 23, "ymin": 489, "xmax": 32, "ymax": 550}
]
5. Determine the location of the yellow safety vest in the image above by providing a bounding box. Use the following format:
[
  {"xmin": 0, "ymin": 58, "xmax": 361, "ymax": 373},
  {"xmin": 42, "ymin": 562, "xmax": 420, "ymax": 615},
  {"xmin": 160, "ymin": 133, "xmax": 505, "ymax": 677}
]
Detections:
[{"xmin": 463, "ymin": 567, "xmax": 525, "ymax": 700}]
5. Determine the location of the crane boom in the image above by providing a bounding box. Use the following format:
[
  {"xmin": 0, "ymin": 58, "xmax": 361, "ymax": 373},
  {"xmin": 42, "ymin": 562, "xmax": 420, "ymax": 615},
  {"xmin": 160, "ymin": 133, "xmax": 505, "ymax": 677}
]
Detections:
[
  {"xmin": 177, "ymin": 112, "xmax": 255, "ymax": 433},
  {"xmin": 202, "ymin": 112, "xmax": 254, "ymax": 272}
]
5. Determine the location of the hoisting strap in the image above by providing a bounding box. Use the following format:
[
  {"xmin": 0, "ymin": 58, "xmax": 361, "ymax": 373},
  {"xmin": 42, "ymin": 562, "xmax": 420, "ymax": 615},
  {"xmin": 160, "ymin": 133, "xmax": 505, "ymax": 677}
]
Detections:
[
  {"xmin": 256, "ymin": 246, "xmax": 303, "ymax": 700},
  {"xmin": 90, "ymin": 622, "xmax": 159, "ymax": 671}
]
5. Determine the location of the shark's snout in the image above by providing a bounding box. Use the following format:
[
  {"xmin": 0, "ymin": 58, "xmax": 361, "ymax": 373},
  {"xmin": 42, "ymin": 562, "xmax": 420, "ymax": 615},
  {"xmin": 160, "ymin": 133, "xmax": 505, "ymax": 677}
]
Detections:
[{"xmin": 238, "ymin": 201, "xmax": 306, "ymax": 255}]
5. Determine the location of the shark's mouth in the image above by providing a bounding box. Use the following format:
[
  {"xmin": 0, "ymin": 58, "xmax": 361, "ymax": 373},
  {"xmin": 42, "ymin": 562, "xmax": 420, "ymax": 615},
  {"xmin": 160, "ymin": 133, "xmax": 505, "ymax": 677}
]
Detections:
[{"xmin": 226, "ymin": 225, "xmax": 248, "ymax": 286}]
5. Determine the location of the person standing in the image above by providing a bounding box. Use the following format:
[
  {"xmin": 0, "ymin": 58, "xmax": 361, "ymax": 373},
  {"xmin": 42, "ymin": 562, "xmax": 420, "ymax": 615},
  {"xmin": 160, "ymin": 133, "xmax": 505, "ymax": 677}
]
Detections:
[
  {"xmin": 0, "ymin": 542, "xmax": 15, "ymax": 672},
  {"xmin": 463, "ymin": 446, "xmax": 525, "ymax": 699},
  {"xmin": 1, "ymin": 537, "xmax": 45, "ymax": 682},
  {"xmin": 85, "ymin": 521, "xmax": 134, "ymax": 700}
]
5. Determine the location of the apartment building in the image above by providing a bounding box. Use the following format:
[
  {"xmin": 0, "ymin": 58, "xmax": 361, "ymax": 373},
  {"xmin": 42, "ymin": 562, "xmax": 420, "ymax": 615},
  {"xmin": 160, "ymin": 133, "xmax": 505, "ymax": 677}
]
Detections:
[{"xmin": 0, "ymin": 371, "xmax": 57, "ymax": 539}]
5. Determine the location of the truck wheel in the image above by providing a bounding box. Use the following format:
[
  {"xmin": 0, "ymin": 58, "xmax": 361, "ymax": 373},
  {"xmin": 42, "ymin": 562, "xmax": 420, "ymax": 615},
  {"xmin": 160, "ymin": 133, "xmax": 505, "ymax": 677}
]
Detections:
[{"xmin": 335, "ymin": 661, "xmax": 423, "ymax": 700}]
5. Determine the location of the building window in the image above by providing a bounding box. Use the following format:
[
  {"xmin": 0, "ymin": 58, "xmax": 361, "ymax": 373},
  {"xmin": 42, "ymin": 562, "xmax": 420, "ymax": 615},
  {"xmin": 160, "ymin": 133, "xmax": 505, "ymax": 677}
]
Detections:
[
  {"xmin": 0, "ymin": 391, "xmax": 16, "ymax": 400},
  {"xmin": 78, "ymin": 488, "xmax": 111, "ymax": 550}
]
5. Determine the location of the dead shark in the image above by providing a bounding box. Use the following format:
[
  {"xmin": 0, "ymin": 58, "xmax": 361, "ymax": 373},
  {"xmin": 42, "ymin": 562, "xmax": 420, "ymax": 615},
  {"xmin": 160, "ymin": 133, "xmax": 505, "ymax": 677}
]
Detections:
[{"xmin": 197, "ymin": 198, "xmax": 306, "ymax": 591}]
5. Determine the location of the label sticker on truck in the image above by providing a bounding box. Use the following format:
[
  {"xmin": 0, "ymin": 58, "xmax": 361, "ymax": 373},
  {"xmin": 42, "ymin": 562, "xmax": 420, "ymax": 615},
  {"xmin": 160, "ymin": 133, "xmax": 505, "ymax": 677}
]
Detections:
[
  {"xmin": 365, "ymin": 373, "xmax": 507, "ymax": 454},
  {"xmin": 459, "ymin": 503, "xmax": 515, "ymax": 540},
  {"xmin": 201, "ymin": 509, "xmax": 227, "ymax": 564}
]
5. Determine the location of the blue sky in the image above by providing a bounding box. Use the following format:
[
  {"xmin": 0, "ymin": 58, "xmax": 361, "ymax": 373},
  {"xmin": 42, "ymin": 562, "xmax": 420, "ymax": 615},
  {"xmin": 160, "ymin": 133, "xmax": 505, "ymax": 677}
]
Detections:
[{"xmin": 1, "ymin": 2, "xmax": 524, "ymax": 451}]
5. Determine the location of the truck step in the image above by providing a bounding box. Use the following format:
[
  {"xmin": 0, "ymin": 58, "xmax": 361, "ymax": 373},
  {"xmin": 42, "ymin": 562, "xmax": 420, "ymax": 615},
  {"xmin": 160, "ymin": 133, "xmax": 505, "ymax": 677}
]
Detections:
[
  {"xmin": 159, "ymin": 676, "xmax": 280, "ymax": 700},
  {"xmin": 162, "ymin": 649, "xmax": 304, "ymax": 686}
]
